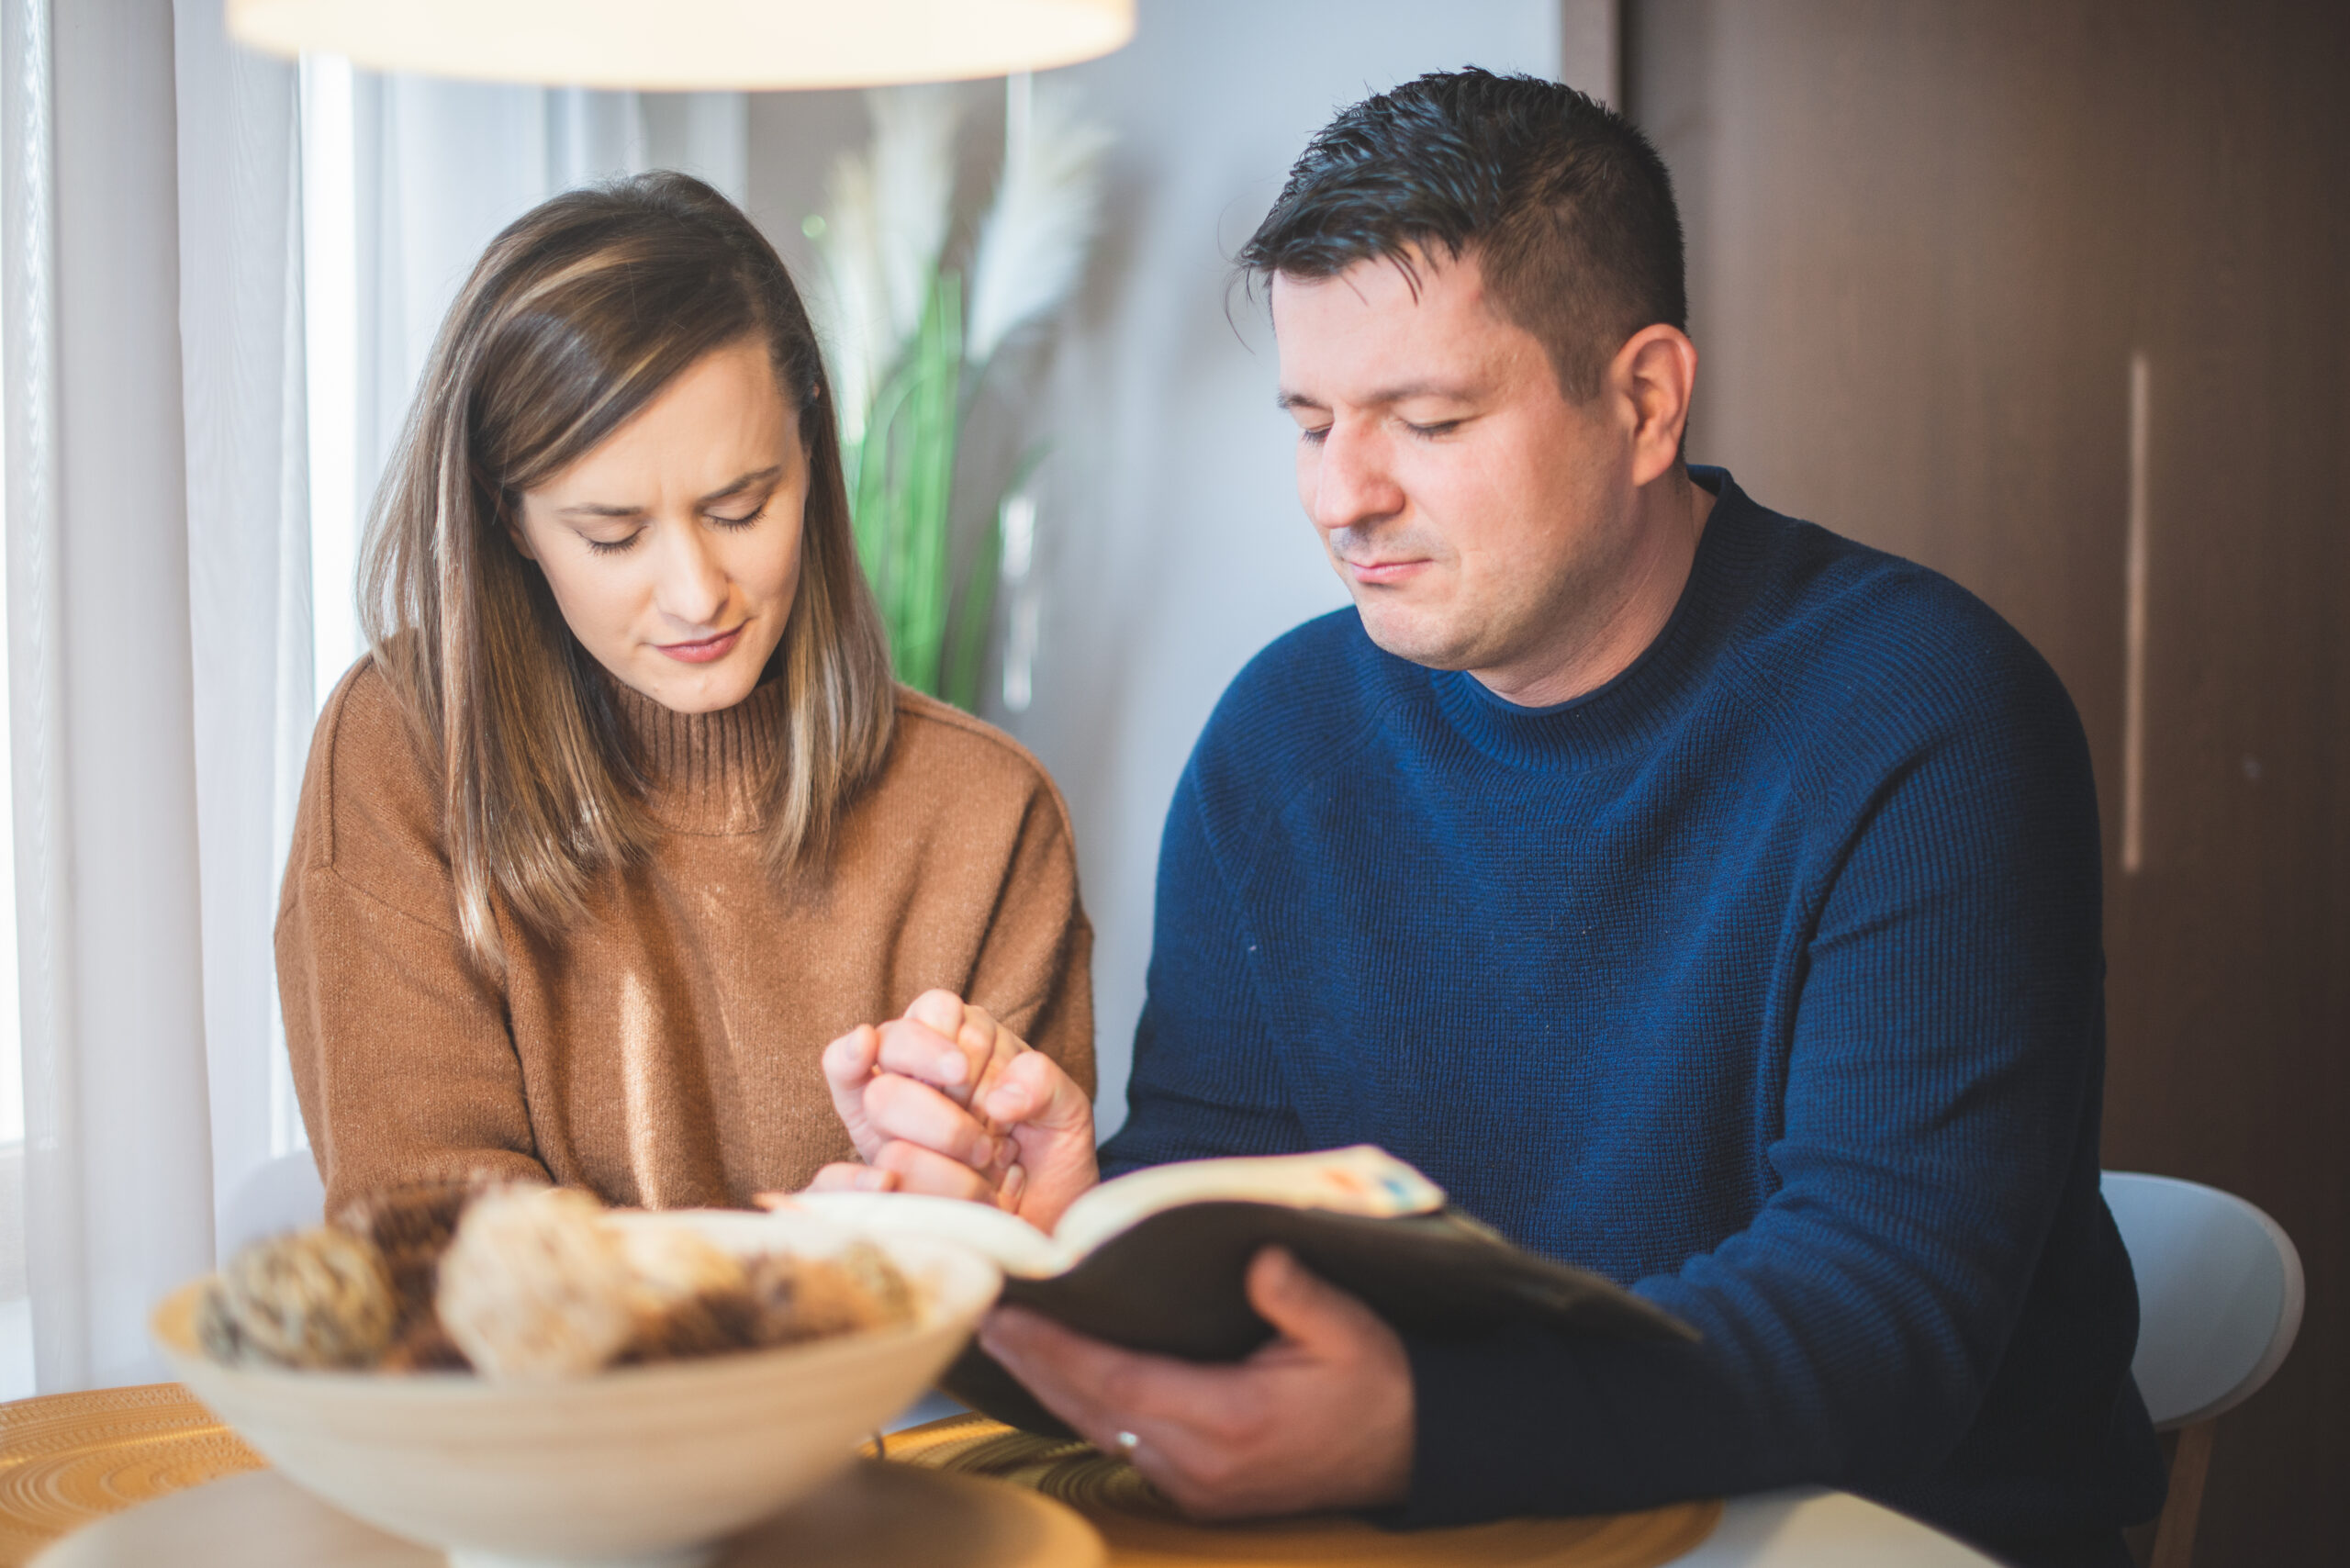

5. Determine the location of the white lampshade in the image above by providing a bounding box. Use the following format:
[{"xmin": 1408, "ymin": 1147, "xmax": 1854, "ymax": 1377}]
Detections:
[{"xmin": 226, "ymin": 0, "xmax": 1136, "ymax": 89}]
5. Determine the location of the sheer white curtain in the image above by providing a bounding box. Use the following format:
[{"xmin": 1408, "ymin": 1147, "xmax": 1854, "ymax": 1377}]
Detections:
[
  {"xmin": 0, "ymin": 0, "xmax": 744, "ymax": 1396},
  {"xmin": 174, "ymin": 0, "xmax": 316, "ymax": 1290},
  {"xmin": 2, "ymin": 0, "xmax": 221, "ymax": 1394}
]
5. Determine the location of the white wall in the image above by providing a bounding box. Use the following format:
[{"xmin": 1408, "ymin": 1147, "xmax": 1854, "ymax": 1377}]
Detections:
[{"xmin": 750, "ymin": 1, "xmax": 1562, "ymax": 1132}]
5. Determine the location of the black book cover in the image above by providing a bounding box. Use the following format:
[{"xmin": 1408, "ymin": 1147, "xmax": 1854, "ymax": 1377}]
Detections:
[{"xmin": 939, "ymin": 1201, "xmax": 1695, "ymax": 1439}]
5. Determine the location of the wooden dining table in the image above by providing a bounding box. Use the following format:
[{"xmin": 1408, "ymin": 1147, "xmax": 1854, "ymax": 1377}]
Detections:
[{"xmin": 0, "ymin": 1383, "xmax": 2001, "ymax": 1568}]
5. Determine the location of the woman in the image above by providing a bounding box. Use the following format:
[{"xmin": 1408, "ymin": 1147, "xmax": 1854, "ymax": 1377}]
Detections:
[{"xmin": 277, "ymin": 172, "xmax": 1092, "ymax": 1216}]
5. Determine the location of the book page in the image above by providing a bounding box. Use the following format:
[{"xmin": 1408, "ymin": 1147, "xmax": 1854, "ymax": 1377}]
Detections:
[
  {"xmin": 1052, "ymin": 1145, "xmax": 1447, "ymax": 1260},
  {"xmin": 774, "ymin": 1192, "xmax": 1077, "ymax": 1277}
]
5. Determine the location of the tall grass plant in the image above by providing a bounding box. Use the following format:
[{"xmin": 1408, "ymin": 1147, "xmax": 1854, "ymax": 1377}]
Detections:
[{"xmin": 811, "ymin": 79, "xmax": 1107, "ymax": 711}]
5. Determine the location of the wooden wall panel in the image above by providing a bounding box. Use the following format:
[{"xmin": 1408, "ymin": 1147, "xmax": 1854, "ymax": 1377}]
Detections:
[{"xmin": 1628, "ymin": 3, "xmax": 2347, "ymax": 1562}]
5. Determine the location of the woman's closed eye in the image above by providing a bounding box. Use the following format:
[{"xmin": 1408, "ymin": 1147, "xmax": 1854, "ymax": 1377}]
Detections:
[
  {"xmin": 579, "ymin": 500, "xmax": 766, "ymax": 556},
  {"xmin": 708, "ymin": 500, "xmax": 768, "ymax": 530}
]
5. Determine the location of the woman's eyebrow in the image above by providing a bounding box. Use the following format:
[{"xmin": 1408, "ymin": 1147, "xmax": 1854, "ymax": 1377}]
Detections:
[
  {"xmin": 554, "ymin": 465, "xmax": 785, "ymax": 520},
  {"xmin": 698, "ymin": 466, "xmax": 783, "ymax": 506}
]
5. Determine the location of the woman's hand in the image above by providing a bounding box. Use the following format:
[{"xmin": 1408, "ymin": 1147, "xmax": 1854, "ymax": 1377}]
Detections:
[{"xmin": 801, "ymin": 990, "xmax": 1098, "ymax": 1229}]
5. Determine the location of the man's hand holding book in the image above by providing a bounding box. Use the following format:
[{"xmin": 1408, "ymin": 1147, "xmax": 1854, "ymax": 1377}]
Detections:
[{"xmin": 796, "ymin": 988, "xmax": 1417, "ymax": 1517}]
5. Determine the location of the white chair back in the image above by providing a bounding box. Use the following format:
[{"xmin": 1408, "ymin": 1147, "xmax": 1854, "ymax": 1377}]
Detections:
[
  {"xmin": 217, "ymin": 1150, "xmax": 328, "ymax": 1262},
  {"xmin": 2102, "ymin": 1170, "xmax": 2303, "ymax": 1429}
]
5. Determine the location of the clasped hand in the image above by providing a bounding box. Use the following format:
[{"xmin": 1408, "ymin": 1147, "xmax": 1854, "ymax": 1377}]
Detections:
[
  {"xmin": 803, "ymin": 988, "xmax": 1098, "ymax": 1226},
  {"xmin": 787, "ymin": 990, "xmax": 1416, "ymax": 1518}
]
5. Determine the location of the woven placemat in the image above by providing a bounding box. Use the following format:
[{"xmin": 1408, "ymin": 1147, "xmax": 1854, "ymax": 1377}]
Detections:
[
  {"xmin": 0, "ymin": 1383, "xmax": 263, "ymax": 1568},
  {"xmin": 880, "ymin": 1415, "xmax": 1720, "ymax": 1568},
  {"xmin": 0, "ymin": 1390, "xmax": 1721, "ymax": 1568}
]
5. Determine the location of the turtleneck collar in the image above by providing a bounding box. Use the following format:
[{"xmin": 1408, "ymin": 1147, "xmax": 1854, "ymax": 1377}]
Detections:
[
  {"xmin": 1427, "ymin": 466, "xmax": 1762, "ymax": 771},
  {"xmin": 607, "ymin": 673, "xmax": 788, "ymax": 835}
]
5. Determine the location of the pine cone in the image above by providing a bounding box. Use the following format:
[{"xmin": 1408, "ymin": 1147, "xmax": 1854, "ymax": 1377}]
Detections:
[
  {"xmin": 206, "ymin": 1227, "xmax": 398, "ymax": 1369},
  {"xmin": 743, "ymin": 1245, "xmax": 912, "ymax": 1348},
  {"xmin": 620, "ymin": 1284, "xmax": 762, "ymax": 1363},
  {"xmin": 613, "ymin": 1225, "xmax": 757, "ymax": 1363},
  {"xmin": 376, "ymin": 1313, "xmax": 472, "ymax": 1373},
  {"xmin": 337, "ymin": 1177, "xmax": 498, "ymax": 1319}
]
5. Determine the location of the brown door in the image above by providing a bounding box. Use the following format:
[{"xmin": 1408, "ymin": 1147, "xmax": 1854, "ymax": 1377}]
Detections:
[{"xmin": 1628, "ymin": 1, "xmax": 2347, "ymax": 1561}]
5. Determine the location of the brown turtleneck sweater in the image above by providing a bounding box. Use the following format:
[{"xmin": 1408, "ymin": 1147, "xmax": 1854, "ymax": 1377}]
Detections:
[{"xmin": 276, "ymin": 660, "xmax": 1094, "ymax": 1217}]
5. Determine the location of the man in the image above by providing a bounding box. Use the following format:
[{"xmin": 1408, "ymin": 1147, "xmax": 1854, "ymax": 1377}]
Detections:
[{"xmin": 810, "ymin": 69, "xmax": 2164, "ymax": 1567}]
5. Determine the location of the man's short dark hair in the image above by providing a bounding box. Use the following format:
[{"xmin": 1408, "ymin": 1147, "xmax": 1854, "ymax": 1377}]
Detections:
[{"xmin": 1239, "ymin": 68, "xmax": 1686, "ymax": 401}]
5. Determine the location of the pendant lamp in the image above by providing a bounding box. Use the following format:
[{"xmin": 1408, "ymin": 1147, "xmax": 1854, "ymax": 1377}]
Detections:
[{"xmin": 226, "ymin": 0, "xmax": 1136, "ymax": 89}]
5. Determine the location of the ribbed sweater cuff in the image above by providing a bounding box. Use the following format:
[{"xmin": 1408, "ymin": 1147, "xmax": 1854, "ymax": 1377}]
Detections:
[
  {"xmin": 1402, "ymin": 1327, "xmax": 1586, "ymax": 1525},
  {"xmin": 1397, "ymin": 1324, "xmax": 1719, "ymax": 1527}
]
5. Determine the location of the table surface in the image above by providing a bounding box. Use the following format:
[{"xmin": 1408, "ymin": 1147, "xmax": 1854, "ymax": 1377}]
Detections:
[{"xmin": 0, "ymin": 1383, "xmax": 1999, "ymax": 1568}]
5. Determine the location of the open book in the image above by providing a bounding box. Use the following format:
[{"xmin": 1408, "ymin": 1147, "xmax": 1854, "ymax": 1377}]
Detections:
[{"xmin": 785, "ymin": 1146, "xmax": 1694, "ymax": 1438}]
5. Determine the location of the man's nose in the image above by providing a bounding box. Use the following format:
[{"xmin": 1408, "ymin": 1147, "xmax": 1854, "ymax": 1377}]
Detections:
[
  {"xmin": 1310, "ymin": 420, "xmax": 1404, "ymax": 534},
  {"xmin": 652, "ymin": 519, "xmax": 730, "ymax": 628}
]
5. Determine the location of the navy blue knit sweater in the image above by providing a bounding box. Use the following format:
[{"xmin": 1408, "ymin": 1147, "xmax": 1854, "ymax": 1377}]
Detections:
[{"xmin": 1097, "ymin": 470, "xmax": 2165, "ymax": 1564}]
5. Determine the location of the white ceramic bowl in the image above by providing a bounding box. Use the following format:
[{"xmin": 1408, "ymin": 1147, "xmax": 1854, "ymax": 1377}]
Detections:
[{"xmin": 153, "ymin": 1209, "xmax": 1002, "ymax": 1568}]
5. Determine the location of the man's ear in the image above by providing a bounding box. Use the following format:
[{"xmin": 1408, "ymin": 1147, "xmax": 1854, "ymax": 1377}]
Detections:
[{"xmin": 1609, "ymin": 324, "xmax": 1698, "ymax": 488}]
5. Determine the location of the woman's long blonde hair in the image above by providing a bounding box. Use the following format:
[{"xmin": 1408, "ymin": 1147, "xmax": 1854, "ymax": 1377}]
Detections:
[{"xmin": 358, "ymin": 172, "xmax": 895, "ymax": 973}]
